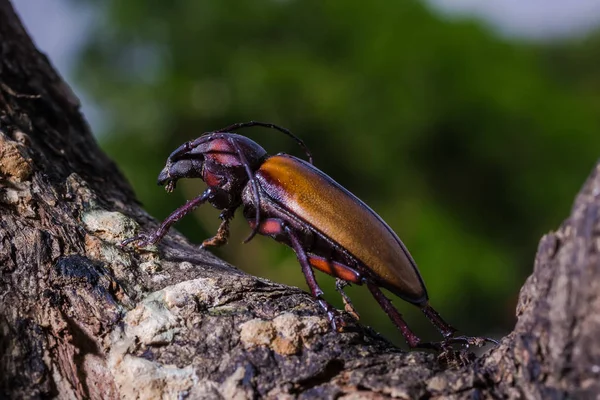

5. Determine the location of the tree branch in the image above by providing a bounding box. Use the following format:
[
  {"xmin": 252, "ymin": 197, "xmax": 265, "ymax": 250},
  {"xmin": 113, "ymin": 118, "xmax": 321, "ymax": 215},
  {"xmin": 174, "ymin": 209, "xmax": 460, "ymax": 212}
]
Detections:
[{"xmin": 1, "ymin": 1, "xmax": 599, "ymax": 398}]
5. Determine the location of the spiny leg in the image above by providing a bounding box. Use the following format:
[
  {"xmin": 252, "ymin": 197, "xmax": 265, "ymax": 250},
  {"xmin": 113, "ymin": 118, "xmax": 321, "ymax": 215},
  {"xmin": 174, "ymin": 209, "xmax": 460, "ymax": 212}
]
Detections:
[
  {"xmin": 366, "ymin": 283, "xmax": 427, "ymax": 349},
  {"xmin": 201, "ymin": 207, "xmax": 236, "ymax": 248},
  {"xmin": 284, "ymin": 225, "xmax": 342, "ymax": 331},
  {"xmin": 121, "ymin": 187, "xmax": 214, "ymax": 248},
  {"xmin": 421, "ymin": 304, "xmax": 457, "ymax": 338}
]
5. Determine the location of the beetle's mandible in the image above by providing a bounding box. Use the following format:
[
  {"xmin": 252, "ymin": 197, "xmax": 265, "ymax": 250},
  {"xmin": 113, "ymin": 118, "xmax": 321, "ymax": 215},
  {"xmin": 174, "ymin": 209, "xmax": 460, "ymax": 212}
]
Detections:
[{"xmin": 121, "ymin": 121, "xmax": 496, "ymax": 350}]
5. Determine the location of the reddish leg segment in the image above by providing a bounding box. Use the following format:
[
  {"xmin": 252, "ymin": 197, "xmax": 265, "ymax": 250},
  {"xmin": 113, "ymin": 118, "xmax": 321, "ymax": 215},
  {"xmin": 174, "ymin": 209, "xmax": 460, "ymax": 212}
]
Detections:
[
  {"xmin": 254, "ymin": 218, "xmax": 362, "ymax": 329},
  {"xmin": 307, "ymin": 255, "xmax": 362, "ymax": 284}
]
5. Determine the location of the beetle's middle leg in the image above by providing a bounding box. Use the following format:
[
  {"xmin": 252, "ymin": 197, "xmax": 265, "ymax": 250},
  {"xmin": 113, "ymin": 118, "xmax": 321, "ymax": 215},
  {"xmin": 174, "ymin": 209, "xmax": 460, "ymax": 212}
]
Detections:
[
  {"xmin": 282, "ymin": 225, "xmax": 343, "ymax": 331},
  {"xmin": 201, "ymin": 207, "xmax": 236, "ymax": 248}
]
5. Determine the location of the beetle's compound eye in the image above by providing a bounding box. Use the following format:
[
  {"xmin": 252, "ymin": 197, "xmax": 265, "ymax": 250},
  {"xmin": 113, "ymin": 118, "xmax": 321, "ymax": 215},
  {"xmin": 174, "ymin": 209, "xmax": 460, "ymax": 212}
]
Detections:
[{"xmin": 157, "ymin": 158, "xmax": 204, "ymax": 187}]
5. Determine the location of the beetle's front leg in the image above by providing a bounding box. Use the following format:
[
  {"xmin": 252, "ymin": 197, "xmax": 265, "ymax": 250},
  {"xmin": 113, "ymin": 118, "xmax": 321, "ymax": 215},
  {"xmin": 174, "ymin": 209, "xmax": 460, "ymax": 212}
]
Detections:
[
  {"xmin": 283, "ymin": 225, "xmax": 344, "ymax": 331},
  {"xmin": 201, "ymin": 207, "xmax": 236, "ymax": 249},
  {"xmin": 120, "ymin": 187, "xmax": 215, "ymax": 248}
]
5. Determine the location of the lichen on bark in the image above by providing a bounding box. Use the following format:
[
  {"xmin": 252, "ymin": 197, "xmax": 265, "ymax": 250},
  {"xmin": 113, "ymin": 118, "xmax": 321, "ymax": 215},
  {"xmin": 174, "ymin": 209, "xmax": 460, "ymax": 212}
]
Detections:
[{"xmin": 1, "ymin": 1, "xmax": 600, "ymax": 398}]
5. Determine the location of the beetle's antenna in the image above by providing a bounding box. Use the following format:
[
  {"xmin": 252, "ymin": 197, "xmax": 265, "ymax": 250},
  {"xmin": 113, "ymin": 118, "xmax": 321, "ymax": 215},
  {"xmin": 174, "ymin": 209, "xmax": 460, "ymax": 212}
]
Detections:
[
  {"xmin": 228, "ymin": 137, "xmax": 262, "ymax": 243},
  {"xmin": 214, "ymin": 121, "xmax": 314, "ymax": 165}
]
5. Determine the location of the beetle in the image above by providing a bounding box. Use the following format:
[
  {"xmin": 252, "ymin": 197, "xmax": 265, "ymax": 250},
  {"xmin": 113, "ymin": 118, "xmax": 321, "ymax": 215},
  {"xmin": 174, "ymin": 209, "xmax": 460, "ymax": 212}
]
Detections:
[{"xmin": 121, "ymin": 121, "xmax": 496, "ymax": 349}]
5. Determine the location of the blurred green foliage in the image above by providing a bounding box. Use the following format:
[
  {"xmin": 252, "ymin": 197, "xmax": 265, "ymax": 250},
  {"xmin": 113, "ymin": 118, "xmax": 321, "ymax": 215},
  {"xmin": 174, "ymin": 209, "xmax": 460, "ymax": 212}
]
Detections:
[{"xmin": 73, "ymin": 0, "xmax": 600, "ymax": 344}]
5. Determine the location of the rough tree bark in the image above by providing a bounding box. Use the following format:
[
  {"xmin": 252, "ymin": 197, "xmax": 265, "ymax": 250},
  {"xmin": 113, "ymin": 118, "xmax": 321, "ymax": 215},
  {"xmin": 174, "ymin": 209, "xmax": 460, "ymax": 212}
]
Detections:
[{"xmin": 1, "ymin": 2, "xmax": 599, "ymax": 399}]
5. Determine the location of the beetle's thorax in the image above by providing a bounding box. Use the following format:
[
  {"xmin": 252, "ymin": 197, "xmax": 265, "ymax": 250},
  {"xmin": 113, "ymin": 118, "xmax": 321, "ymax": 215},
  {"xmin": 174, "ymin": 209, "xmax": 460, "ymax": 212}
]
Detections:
[{"xmin": 200, "ymin": 134, "xmax": 267, "ymax": 208}]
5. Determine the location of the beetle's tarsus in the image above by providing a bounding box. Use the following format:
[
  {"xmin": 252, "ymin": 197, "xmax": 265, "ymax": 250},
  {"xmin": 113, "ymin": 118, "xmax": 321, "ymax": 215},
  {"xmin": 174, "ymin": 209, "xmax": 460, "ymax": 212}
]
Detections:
[
  {"xmin": 335, "ymin": 279, "xmax": 360, "ymax": 320},
  {"xmin": 443, "ymin": 335, "xmax": 498, "ymax": 347},
  {"xmin": 321, "ymin": 301, "xmax": 346, "ymax": 332},
  {"xmin": 119, "ymin": 234, "xmax": 155, "ymax": 249},
  {"xmin": 201, "ymin": 209, "xmax": 234, "ymax": 248},
  {"xmin": 437, "ymin": 348, "xmax": 476, "ymax": 368},
  {"xmin": 201, "ymin": 237, "xmax": 227, "ymax": 249},
  {"xmin": 417, "ymin": 335, "xmax": 498, "ymax": 351}
]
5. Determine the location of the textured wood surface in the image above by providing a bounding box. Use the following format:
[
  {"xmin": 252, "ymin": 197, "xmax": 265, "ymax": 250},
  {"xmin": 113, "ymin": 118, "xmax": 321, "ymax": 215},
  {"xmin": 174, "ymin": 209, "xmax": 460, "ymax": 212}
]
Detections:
[{"xmin": 1, "ymin": 1, "xmax": 599, "ymax": 398}]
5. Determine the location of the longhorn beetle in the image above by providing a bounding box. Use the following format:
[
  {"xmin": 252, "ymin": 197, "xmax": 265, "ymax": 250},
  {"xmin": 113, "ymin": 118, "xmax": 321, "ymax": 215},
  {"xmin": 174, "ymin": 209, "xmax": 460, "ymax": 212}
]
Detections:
[{"xmin": 121, "ymin": 122, "xmax": 496, "ymax": 350}]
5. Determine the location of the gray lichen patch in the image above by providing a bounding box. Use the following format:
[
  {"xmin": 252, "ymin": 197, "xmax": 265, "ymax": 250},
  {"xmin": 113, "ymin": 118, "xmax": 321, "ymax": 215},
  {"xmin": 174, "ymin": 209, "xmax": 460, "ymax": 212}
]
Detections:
[
  {"xmin": 0, "ymin": 131, "xmax": 34, "ymax": 214},
  {"xmin": 106, "ymin": 276, "xmax": 253, "ymax": 398},
  {"xmin": 0, "ymin": 180, "xmax": 34, "ymax": 217},
  {"xmin": 82, "ymin": 209, "xmax": 139, "ymax": 243},
  {"xmin": 220, "ymin": 366, "xmax": 256, "ymax": 400},
  {"xmin": 109, "ymin": 351, "xmax": 248, "ymax": 400},
  {"xmin": 81, "ymin": 209, "xmax": 156, "ymax": 278},
  {"xmin": 163, "ymin": 276, "xmax": 248, "ymax": 309},
  {"xmin": 239, "ymin": 319, "xmax": 275, "ymax": 348},
  {"xmin": 84, "ymin": 233, "xmax": 134, "ymax": 272},
  {"xmin": 117, "ymin": 277, "xmax": 233, "ymax": 348},
  {"xmin": 124, "ymin": 292, "xmax": 182, "ymax": 346},
  {"xmin": 239, "ymin": 313, "xmax": 329, "ymax": 356},
  {"xmin": 111, "ymin": 355, "xmax": 199, "ymax": 400},
  {"xmin": 140, "ymin": 260, "xmax": 162, "ymax": 273}
]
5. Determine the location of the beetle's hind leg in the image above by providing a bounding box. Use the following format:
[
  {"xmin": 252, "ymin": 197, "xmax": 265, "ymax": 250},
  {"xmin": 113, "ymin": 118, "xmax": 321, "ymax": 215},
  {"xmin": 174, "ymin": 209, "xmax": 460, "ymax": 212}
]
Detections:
[
  {"xmin": 201, "ymin": 207, "xmax": 236, "ymax": 249},
  {"xmin": 367, "ymin": 285, "xmax": 497, "ymax": 350},
  {"xmin": 421, "ymin": 303, "xmax": 457, "ymax": 338},
  {"xmin": 366, "ymin": 283, "xmax": 425, "ymax": 348}
]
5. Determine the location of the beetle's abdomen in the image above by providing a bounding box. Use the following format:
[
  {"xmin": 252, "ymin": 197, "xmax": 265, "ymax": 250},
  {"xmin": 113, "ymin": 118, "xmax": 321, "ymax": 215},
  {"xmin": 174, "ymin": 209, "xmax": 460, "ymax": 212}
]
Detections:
[{"xmin": 256, "ymin": 154, "xmax": 428, "ymax": 305}]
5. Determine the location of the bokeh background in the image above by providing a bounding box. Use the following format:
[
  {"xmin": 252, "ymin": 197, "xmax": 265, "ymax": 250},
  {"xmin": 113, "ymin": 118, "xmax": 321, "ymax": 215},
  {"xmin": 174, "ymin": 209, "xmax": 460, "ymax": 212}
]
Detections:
[{"xmin": 15, "ymin": 0, "xmax": 600, "ymax": 345}]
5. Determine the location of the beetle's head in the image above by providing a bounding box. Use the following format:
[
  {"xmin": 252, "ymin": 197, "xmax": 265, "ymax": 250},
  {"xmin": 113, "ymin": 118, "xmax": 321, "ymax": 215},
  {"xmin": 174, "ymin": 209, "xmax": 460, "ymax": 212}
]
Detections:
[
  {"xmin": 158, "ymin": 157, "xmax": 204, "ymax": 193},
  {"xmin": 157, "ymin": 132, "xmax": 272, "ymax": 196},
  {"xmin": 156, "ymin": 122, "xmax": 312, "ymax": 196}
]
